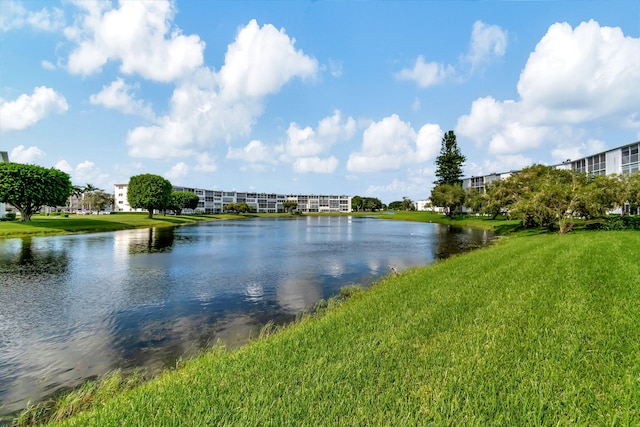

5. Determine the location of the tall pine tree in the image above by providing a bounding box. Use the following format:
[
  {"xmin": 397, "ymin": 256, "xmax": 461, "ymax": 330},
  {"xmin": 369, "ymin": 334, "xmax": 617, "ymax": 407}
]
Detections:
[{"xmin": 434, "ymin": 130, "xmax": 466, "ymax": 186}]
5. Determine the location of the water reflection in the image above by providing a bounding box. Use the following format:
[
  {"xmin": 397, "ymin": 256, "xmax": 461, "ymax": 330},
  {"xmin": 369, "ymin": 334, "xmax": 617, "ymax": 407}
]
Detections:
[{"xmin": 0, "ymin": 217, "xmax": 493, "ymax": 417}]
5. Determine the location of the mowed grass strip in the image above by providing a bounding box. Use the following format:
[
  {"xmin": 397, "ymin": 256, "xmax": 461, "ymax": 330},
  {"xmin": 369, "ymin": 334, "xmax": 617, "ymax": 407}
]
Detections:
[
  {"xmin": 0, "ymin": 213, "xmax": 244, "ymax": 239},
  {"xmin": 50, "ymin": 231, "xmax": 640, "ymax": 426}
]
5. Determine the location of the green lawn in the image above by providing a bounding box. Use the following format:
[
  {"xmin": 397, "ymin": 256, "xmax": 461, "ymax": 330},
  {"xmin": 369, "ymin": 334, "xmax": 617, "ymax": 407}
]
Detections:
[
  {"xmin": 35, "ymin": 230, "xmax": 640, "ymax": 426},
  {"xmin": 0, "ymin": 213, "xmax": 250, "ymax": 239}
]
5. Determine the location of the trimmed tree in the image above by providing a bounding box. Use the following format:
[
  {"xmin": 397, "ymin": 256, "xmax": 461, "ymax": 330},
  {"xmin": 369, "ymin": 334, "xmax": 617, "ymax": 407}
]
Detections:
[
  {"xmin": 0, "ymin": 163, "xmax": 72, "ymax": 222},
  {"xmin": 127, "ymin": 174, "xmax": 173, "ymax": 219},
  {"xmin": 170, "ymin": 191, "xmax": 200, "ymax": 215}
]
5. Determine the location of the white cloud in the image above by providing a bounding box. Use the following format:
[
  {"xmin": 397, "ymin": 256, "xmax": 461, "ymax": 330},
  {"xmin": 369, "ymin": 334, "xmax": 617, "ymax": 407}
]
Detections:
[
  {"xmin": 397, "ymin": 21, "xmax": 506, "ymax": 88},
  {"xmin": 126, "ymin": 20, "xmax": 318, "ymax": 160},
  {"xmin": 0, "ymin": 86, "xmax": 68, "ymax": 132},
  {"xmin": 54, "ymin": 159, "xmax": 73, "ymax": 174},
  {"xmin": 464, "ymin": 21, "xmax": 508, "ymax": 70},
  {"xmin": 347, "ymin": 115, "xmax": 442, "ymax": 173},
  {"xmin": 194, "ymin": 152, "xmax": 217, "ymax": 173},
  {"xmin": 551, "ymin": 139, "xmax": 607, "ymax": 164},
  {"xmin": 0, "ymin": 1, "xmax": 64, "ymax": 32},
  {"xmin": 56, "ymin": 159, "xmax": 110, "ymax": 188},
  {"xmin": 517, "ymin": 20, "xmax": 640, "ymax": 124},
  {"xmin": 292, "ymin": 156, "xmax": 338, "ymax": 174},
  {"xmin": 65, "ymin": 0, "xmax": 204, "ymax": 82},
  {"xmin": 219, "ymin": 19, "xmax": 318, "ymax": 99},
  {"xmin": 89, "ymin": 78, "xmax": 154, "ymax": 119},
  {"xmin": 395, "ymin": 55, "xmax": 454, "ymax": 88},
  {"xmin": 41, "ymin": 60, "xmax": 56, "ymax": 70},
  {"xmin": 281, "ymin": 110, "xmax": 356, "ymax": 160},
  {"xmin": 10, "ymin": 145, "xmax": 46, "ymax": 163},
  {"xmin": 457, "ymin": 20, "xmax": 640, "ymax": 163},
  {"xmin": 165, "ymin": 162, "xmax": 189, "ymax": 180},
  {"xmin": 227, "ymin": 140, "xmax": 275, "ymax": 163}
]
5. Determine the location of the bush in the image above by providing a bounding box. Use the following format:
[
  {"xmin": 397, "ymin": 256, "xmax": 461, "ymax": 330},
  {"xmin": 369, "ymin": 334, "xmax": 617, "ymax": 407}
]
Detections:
[{"xmin": 5, "ymin": 212, "xmax": 16, "ymax": 221}]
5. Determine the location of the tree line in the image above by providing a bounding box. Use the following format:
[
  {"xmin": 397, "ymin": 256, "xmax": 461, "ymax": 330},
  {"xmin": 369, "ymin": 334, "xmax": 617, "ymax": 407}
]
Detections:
[{"xmin": 428, "ymin": 130, "xmax": 640, "ymax": 233}]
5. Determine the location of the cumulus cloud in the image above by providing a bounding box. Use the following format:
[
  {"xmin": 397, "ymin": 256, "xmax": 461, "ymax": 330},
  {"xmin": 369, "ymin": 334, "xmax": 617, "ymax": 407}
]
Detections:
[
  {"xmin": 194, "ymin": 152, "xmax": 217, "ymax": 173},
  {"xmin": 292, "ymin": 156, "xmax": 339, "ymax": 174},
  {"xmin": 41, "ymin": 60, "xmax": 56, "ymax": 70},
  {"xmin": 227, "ymin": 140, "xmax": 275, "ymax": 163},
  {"xmin": 0, "ymin": 87, "xmax": 68, "ymax": 132},
  {"xmin": 89, "ymin": 78, "xmax": 154, "ymax": 119},
  {"xmin": 10, "ymin": 145, "xmax": 46, "ymax": 163},
  {"xmin": 396, "ymin": 55, "xmax": 454, "ymax": 88},
  {"xmin": 347, "ymin": 115, "xmax": 442, "ymax": 173},
  {"xmin": 457, "ymin": 20, "xmax": 640, "ymax": 163},
  {"xmin": 219, "ymin": 19, "xmax": 318, "ymax": 99},
  {"xmin": 64, "ymin": 0, "xmax": 204, "ymax": 81},
  {"xmin": 463, "ymin": 21, "xmax": 508, "ymax": 70},
  {"xmin": 55, "ymin": 159, "xmax": 110, "ymax": 188},
  {"xmin": 165, "ymin": 162, "xmax": 189, "ymax": 180},
  {"xmin": 0, "ymin": 1, "xmax": 64, "ymax": 32},
  {"xmin": 397, "ymin": 20, "xmax": 506, "ymax": 87},
  {"xmin": 281, "ymin": 110, "xmax": 355, "ymax": 160},
  {"xmin": 126, "ymin": 19, "xmax": 319, "ymax": 160}
]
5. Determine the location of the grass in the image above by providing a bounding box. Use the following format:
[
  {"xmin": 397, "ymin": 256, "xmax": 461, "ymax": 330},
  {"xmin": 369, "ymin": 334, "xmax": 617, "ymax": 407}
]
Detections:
[
  {"xmin": 26, "ymin": 230, "xmax": 640, "ymax": 426},
  {"xmin": 0, "ymin": 213, "xmax": 259, "ymax": 239},
  {"xmin": 377, "ymin": 210, "xmax": 523, "ymax": 234}
]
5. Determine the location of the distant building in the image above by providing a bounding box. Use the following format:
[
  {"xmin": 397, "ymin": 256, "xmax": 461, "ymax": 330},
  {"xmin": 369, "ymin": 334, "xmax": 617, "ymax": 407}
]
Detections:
[
  {"xmin": 114, "ymin": 184, "xmax": 352, "ymax": 214},
  {"xmin": 461, "ymin": 140, "xmax": 640, "ymax": 213},
  {"xmin": 0, "ymin": 151, "xmax": 8, "ymax": 217}
]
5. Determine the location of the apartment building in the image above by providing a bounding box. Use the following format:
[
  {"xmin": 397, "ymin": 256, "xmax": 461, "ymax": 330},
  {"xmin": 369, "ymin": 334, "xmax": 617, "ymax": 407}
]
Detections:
[
  {"xmin": 462, "ymin": 141, "xmax": 640, "ymax": 193},
  {"xmin": 114, "ymin": 184, "xmax": 352, "ymax": 214}
]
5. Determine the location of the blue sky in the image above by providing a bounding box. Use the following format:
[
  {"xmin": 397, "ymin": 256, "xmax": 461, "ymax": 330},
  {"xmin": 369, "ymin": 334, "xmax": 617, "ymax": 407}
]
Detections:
[{"xmin": 1, "ymin": 1, "xmax": 639, "ymax": 203}]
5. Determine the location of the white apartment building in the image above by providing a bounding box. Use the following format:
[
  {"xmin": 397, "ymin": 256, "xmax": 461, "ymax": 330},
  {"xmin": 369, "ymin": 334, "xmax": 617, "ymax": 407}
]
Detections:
[
  {"xmin": 0, "ymin": 151, "xmax": 8, "ymax": 217},
  {"xmin": 462, "ymin": 141, "xmax": 640, "ymax": 193},
  {"xmin": 114, "ymin": 184, "xmax": 352, "ymax": 214}
]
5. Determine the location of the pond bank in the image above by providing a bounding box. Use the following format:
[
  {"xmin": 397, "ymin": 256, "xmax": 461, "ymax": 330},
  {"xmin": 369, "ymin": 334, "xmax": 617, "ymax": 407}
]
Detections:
[{"xmin": 12, "ymin": 229, "xmax": 639, "ymax": 426}]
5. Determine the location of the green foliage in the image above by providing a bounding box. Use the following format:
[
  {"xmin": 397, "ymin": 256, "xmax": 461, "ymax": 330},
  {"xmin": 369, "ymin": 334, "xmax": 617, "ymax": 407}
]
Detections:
[
  {"xmin": 127, "ymin": 174, "xmax": 173, "ymax": 219},
  {"xmin": 430, "ymin": 184, "xmax": 465, "ymax": 218},
  {"xmin": 0, "ymin": 163, "xmax": 72, "ymax": 222},
  {"xmin": 434, "ymin": 130, "xmax": 466, "ymax": 186},
  {"xmin": 5, "ymin": 212, "xmax": 17, "ymax": 221},
  {"xmin": 495, "ymin": 165, "xmax": 625, "ymax": 233},
  {"xmin": 84, "ymin": 190, "xmax": 113, "ymax": 213},
  {"xmin": 169, "ymin": 191, "xmax": 200, "ymax": 215},
  {"xmin": 282, "ymin": 200, "xmax": 298, "ymax": 213},
  {"xmin": 351, "ymin": 196, "xmax": 383, "ymax": 212},
  {"xmin": 223, "ymin": 202, "xmax": 253, "ymax": 214}
]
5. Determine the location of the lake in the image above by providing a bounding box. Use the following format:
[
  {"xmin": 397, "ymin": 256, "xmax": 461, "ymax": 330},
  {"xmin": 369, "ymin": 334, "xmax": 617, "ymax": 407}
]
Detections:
[{"xmin": 0, "ymin": 216, "xmax": 493, "ymax": 416}]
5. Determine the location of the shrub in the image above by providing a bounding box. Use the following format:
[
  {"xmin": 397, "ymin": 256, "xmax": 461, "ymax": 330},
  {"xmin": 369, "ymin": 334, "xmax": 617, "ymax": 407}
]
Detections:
[{"xmin": 5, "ymin": 212, "xmax": 16, "ymax": 221}]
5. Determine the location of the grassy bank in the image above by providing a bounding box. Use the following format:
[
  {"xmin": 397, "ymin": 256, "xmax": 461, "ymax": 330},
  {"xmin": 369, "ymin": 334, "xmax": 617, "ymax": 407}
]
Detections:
[
  {"xmin": 378, "ymin": 210, "xmax": 522, "ymax": 234},
  {"xmin": 36, "ymin": 230, "xmax": 640, "ymax": 426},
  {"xmin": 0, "ymin": 213, "xmax": 252, "ymax": 239}
]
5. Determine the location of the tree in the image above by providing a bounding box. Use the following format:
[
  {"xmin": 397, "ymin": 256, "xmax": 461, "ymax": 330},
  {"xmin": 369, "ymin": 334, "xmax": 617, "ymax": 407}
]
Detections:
[
  {"xmin": 127, "ymin": 174, "xmax": 173, "ymax": 219},
  {"xmin": 434, "ymin": 130, "xmax": 466, "ymax": 186},
  {"xmin": 429, "ymin": 184, "xmax": 465, "ymax": 218},
  {"xmin": 169, "ymin": 191, "xmax": 200, "ymax": 215},
  {"xmin": 0, "ymin": 163, "xmax": 72, "ymax": 222},
  {"xmin": 283, "ymin": 200, "xmax": 298, "ymax": 214},
  {"xmin": 388, "ymin": 201, "xmax": 403, "ymax": 210},
  {"xmin": 351, "ymin": 196, "xmax": 363, "ymax": 212},
  {"xmin": 85, "ymin": 190, "xmax": 114, "ymax": 213},
  {"xmin": 400, "ymin": 197, "xmax": 415, "ymax": 211},
  {"xmin": 79, "ymin": 183, "xmax": 101, "ymax": 211}
]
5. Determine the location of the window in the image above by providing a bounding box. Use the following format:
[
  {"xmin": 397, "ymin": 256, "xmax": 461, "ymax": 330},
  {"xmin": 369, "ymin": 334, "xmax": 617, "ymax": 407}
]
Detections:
[
  {"xmin": 622, "ymin": 144, "xmax": 640, "ymax": 175},
  {"xmin": 572, "ymin": 159, "xmax": 586, "ymax": 173}
]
